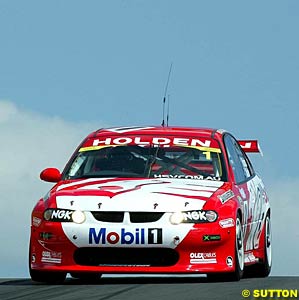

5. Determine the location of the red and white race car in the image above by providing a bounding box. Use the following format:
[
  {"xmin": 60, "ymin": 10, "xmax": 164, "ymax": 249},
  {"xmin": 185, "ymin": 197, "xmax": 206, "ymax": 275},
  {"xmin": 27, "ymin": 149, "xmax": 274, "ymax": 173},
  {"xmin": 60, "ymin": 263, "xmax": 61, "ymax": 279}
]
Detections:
[{"xmin": 29, "ymin": 126, "xmax": 271, "ymax": 283}]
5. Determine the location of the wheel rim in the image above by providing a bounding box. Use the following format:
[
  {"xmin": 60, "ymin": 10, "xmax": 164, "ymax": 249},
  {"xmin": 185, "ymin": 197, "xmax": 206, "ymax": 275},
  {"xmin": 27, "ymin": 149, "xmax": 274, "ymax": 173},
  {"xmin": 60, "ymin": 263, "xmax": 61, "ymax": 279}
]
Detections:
[
  {"xmin": 265, "ymin": 216, "xmax": 272, "ymax": 267},
  {"xmin": 236, "ymin": 218, "xmax": 244, "ymax": 271}
]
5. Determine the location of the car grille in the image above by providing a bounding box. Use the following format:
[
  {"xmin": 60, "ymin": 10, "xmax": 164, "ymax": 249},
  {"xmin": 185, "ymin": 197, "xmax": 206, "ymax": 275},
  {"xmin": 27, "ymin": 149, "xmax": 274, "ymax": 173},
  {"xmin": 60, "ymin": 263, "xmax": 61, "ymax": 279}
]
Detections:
[
  {"xmin": 74, "ymin": 248, "xmax": 179, "ymax": 267},
  {"xmin": 91, "ymin": 212, "xmax": 124, "ymax": 223},
  {"xmin": 91, "ymin": 212, "xmax": 164, "ymax": 223},
  {"xmin": 130, "ymin": 212, "xmax": 164, "ymax": 223}
]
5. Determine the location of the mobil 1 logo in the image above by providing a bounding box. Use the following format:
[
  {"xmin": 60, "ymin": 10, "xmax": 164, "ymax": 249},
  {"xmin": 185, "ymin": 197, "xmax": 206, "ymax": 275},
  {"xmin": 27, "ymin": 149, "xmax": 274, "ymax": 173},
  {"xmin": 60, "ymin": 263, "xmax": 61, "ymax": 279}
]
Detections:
[
  {"xmin": 89, "ymin": 227, "xmax": 163, "ymax": 245},
  {"xmin": 148, "ymin": 228, "xmax": 162, "ymax": 244}
]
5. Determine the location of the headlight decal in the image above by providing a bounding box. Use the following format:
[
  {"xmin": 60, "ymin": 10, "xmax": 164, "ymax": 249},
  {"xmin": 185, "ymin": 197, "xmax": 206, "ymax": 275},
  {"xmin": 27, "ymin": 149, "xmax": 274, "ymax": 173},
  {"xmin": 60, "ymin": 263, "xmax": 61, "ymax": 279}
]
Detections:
[
  {"xmin": 43, "ymin": 209, "xmax": 85, "ymax": 223},
  {"xmin": 72, "ymin": 210, "xmax": 86, "ymax": 224}
]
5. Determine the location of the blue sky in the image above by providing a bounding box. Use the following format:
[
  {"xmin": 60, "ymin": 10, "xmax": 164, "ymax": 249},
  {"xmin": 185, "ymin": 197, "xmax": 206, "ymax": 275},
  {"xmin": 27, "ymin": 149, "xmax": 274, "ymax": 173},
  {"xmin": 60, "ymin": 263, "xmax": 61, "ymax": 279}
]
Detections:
[{"xmin": 0, "ymin": 0, "xmax": 299, "ymax": 277}]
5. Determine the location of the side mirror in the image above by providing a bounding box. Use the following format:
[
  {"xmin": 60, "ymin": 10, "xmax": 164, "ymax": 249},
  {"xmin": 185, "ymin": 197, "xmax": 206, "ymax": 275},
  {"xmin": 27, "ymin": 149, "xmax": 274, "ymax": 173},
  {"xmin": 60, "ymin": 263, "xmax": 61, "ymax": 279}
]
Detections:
[{"xmin": 40, "ymin": 168, "xmax": 62, "ymax": 183}]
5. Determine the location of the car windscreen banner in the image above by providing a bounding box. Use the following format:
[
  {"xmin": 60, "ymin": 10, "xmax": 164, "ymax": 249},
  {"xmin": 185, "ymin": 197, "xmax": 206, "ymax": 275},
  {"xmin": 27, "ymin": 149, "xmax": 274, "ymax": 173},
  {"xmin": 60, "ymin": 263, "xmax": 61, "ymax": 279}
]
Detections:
[{"xmin": 79, "ymin": 136, "xmax": 221, "ymax": 153}]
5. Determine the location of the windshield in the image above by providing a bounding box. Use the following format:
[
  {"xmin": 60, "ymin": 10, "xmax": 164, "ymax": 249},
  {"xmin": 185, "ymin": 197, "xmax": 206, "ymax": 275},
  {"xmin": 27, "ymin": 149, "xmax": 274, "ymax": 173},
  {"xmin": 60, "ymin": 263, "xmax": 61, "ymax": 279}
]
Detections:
[{"xmin": 64, "ymin": 143, "xmax": 227, "ymax": 181}]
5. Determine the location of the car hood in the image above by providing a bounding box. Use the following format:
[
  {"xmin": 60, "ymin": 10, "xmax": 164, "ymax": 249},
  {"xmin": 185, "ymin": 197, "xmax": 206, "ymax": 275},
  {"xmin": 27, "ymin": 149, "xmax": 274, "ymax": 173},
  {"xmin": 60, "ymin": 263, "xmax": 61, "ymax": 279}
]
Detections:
[{"xmin": 54, "ymin": 177, "xmax": 224, "ymax": 212}]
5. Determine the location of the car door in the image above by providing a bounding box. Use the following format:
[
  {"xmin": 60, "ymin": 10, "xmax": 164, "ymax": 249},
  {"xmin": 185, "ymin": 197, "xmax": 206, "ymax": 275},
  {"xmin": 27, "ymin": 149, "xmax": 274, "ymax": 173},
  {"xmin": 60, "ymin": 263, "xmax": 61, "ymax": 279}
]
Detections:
[{"xmin": 223, "ymin": 134, "xmax": 265, "ymax": 252}]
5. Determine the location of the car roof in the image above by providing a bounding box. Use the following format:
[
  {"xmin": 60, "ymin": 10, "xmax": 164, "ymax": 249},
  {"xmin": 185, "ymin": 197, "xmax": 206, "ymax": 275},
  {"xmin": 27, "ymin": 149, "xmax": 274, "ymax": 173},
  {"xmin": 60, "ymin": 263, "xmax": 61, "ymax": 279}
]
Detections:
[{"xmin": 87, "ymin": 126, "xmax": 226, "ymax": 139}]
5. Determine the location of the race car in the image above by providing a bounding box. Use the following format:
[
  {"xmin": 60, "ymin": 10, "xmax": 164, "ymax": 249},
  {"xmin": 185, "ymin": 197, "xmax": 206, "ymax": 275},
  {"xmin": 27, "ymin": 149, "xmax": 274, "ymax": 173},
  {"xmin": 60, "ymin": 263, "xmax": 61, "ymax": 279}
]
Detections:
[{"xmin": 29, "ymin": 126, "xmax": 271, "ymax": 283}]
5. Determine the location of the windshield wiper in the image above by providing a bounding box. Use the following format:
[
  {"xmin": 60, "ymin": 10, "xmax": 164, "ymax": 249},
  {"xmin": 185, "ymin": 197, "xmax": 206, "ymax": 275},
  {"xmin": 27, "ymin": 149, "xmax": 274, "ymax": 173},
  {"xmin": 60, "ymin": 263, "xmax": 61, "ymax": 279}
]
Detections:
[{"xmin": 144, "ymin": 146, "xmax": 161, "ymax": 178}]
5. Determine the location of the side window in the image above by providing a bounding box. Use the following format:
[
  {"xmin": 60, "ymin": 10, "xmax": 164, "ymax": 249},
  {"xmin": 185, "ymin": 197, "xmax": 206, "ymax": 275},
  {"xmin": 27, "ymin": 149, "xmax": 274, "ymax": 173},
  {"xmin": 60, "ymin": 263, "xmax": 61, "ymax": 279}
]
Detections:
[
  {"xmin": 234, "ymin": 142, "xmax": 254, "ymax": 179},
  {"xmin": 224, "ymin": 134, "xmax": 248, "ymax": 183}
]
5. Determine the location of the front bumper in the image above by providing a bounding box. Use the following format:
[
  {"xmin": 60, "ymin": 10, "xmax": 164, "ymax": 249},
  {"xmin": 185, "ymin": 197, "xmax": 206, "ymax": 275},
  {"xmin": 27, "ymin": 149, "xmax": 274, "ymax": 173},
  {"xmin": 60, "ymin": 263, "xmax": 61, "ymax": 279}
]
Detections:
[{"xmin": 30, "ymin": 219, "xmax": 237, "ymax": 274}]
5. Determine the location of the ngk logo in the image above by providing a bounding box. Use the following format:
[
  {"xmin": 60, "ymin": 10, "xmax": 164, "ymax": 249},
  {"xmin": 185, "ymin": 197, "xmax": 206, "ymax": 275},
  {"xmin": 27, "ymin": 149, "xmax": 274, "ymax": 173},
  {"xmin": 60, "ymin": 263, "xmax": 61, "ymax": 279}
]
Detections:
[
  {"xmin": 89, "ymin": 228, "xmax": 163, "ymax": 245},
  {"xmin": 51, "ymin": 210, "xmax": 72, "ymax": 220},
  {"xmin": 183, "ymin": 211, "xmax": 207, "ymax": 221}
]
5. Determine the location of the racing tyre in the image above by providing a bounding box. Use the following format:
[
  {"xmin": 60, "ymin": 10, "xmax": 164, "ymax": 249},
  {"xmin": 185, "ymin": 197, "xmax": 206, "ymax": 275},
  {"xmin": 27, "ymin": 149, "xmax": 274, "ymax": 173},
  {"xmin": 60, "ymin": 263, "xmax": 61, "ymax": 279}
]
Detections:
[
  {"xmin": 231, "ymin": 216, "xmax": 245, "ymax": 280},
  {"xmin": 29, "ymin": 268, "xmax": 66, "ymax": 284},
  {"xmin": 244, "ymin": 214, "xmax": 272, "ymax": 278},
  {"xmin": 207, "ymin": 215, "xmax": 244, "ymax": 282},
  {"xmin": 70, "ymin": 272, "xmax": 102, "ymax": 283}
]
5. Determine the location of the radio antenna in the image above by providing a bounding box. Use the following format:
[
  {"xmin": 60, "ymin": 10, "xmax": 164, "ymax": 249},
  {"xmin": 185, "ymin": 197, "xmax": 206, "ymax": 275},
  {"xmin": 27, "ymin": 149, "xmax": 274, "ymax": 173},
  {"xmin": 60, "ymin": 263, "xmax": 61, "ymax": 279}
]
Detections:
[
  {"xmin": 166, "ymin": 94, "xmax": 170, "ymax": 126},
  {"xmin": 161, "ymin": 63, "xmax": 173, "ymax": 127}
]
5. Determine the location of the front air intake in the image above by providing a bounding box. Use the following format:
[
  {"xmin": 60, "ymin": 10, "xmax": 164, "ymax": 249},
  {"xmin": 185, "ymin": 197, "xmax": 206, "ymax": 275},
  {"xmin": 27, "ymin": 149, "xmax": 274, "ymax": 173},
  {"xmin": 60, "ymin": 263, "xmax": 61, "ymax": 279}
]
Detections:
[{"xmin": 74, "ymin": 247, "xmax": 179, "ymax": 267}]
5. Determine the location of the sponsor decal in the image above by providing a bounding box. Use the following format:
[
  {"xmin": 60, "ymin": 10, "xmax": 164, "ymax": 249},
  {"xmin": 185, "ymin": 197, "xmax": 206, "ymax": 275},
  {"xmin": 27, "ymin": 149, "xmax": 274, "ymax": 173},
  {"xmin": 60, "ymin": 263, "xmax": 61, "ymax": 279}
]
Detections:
[
  {"xmin": 89, "ymin": 228, "xmax": 163, "ymax": 245},
  {"xmin": 170, "ymin": 210, "xmax": 217, "ymax": 225},
  {"xmin": 32, "ymin": 216, "xmax": 42, "ymax": 227},
  {"xmin": 226, "ymin": 256, "xmax": 233, "ymax": 267},
  {"xmin": 92, "ymin": 137, "xmax": 212, "ymax": 147},
  {"xmin": 40, "ymin": 232, "xmax": 53, "ymax": 240},
  {"xmin": 218, "ymin": 190, "xmax": 235, "ymax": 204},
  {"xmin": 154, "ymin": 174, "xmax": 221, "ymax": 181},
  {"xmin": 219, "ymin": 218, "xmax": 235, "ymax": 228},
  {"xmin": 182, "ymin": 210, "xmax": 217, "ymax": 223},
  {"xmin": 41, "ymin": 251, "xmax": 62, "ymax": 264},
  {"xmin": 203, "ymin": 234, "xmax": 221, "ymax": 242},
  {"xmin": 190, "ymin": 252, "xmax": 217, "ymax": 264},
  {"xmin": 52, "ymin": 209, "xmax": 72, "ymax": 220},
  {"xmin": 79, "ymin": 136, "xmax": 222, "ymax": 153},
  {"xmin": 44, "ymin": 209, "xmax": 74, "ymax": 222}
]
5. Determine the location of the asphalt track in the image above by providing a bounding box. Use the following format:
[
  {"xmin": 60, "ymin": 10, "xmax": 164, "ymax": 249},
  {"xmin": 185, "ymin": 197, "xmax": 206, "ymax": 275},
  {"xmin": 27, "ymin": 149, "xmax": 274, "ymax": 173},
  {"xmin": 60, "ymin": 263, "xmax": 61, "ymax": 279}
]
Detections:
[{"xmin": 0, "ymin": 276, "xmax": 298, "ymax": 300}]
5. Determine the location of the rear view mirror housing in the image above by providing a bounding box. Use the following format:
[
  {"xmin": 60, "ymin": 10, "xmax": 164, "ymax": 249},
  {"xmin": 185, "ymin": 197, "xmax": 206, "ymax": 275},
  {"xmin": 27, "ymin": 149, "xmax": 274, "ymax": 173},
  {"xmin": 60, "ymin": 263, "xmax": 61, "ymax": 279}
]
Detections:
[{"xmin": 40, "ymin": 168, "xmax": 62, "ymax": 183}]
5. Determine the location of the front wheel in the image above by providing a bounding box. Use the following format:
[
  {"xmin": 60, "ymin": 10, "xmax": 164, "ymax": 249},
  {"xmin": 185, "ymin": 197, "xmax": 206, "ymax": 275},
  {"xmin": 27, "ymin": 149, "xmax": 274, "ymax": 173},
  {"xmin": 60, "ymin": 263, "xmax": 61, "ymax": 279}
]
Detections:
[
  {"xmin": 30, "ymin": 267, "xmax": 66, "ymax": 284},
  {"xmin": 231, "ymin": 216, "xmax": 245, "ymax": 280},
  {"xmin": 207, "ymin": 215, "xmax": 244, "ymax": 282},
  {"xmin": 244, "ymin": 214, "xmax": 272, "ymax": 277}
]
